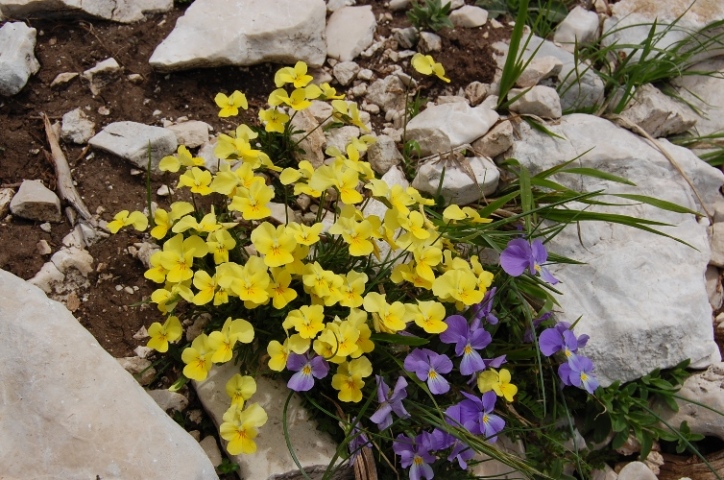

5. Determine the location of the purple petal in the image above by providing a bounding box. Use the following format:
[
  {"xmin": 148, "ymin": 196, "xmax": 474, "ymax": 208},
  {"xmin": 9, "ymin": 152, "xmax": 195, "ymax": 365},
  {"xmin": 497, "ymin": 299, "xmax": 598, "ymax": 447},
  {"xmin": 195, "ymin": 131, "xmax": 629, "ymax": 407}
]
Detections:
[
  {"xmin": 369, "ymin": 404, "xmax": 393, "ymax": 430},
  {"xmin": 430, "ymin": 353, "xmax": 453, "ymax": 374},
  {"xmin": 410, "ymin": 460, "xmax": 434, "ymax": 480},
  {"xmin": 375, "ymin": 375, "xmax": 390, "ymax": 403},
  {"xmin": 530, "ymin": 239, "xmax": 548, "ymax": 264},
  {"xmin": 469, "ymin": 328, "xmax": 492, "ymax": 350},
  {"xmin": 287, "ymin": 369, "xmax": 314, "ymax": 391},
  {"xmin": 577, "ymin": 333, "xmax": 590, "ymax": 349},
  {"xmin": 500, "ymin": 238, "xmax": 533, "ymax": 276},
  {"xmin": 286, "ymin": 352, "xmax": 308, "ymax": 372},
  {"xmin": 310, "ymin": 356, "xmax": 330, "ymax": 379},
  {"xmin": 539, "ymin": 328, "xmax": 563, "ymax": 357},
  {"xmin": 482, "ymin": 413, "xmax": 505, "ymax": 442},
  {"xmin": 481, "ymin": 391, "xmax": 497, "ymax": 413},
  {"xmin": 427, "ymin": 372, "xmax": 450, "ymax": 395},
  {"xmin": 439, "ymin": 315, "xmax": 468, "ymax": 344},
  {"xmin": 558, "ymin": 362, "xmax": 574, "ymax": 386},
  {"xmin": 539, "ymin": 266, "xmax": 559, "ymax": 285},
  {"xmin": 484, "ymin": 355, "xmax": 507, "ymax": 369},
  {"xmin": 460, "ymin": 349, "xmax": 486, "ymax": 376}
]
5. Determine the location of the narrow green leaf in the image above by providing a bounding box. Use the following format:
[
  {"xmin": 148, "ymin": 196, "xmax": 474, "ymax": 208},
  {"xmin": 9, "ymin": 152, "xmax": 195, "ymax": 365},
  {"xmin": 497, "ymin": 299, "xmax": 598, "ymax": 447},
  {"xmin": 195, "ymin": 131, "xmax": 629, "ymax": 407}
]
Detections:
[
  {"xmin": 610, "ymin": 193, "xmax": 701, "ymax": 215},
  {"xmin": 371, "ymin": 333, "xmax": 429, "ymax": 346},
  {"xmin": 560, "ymin": 167, "xmax": 636, "ymax": 185}
]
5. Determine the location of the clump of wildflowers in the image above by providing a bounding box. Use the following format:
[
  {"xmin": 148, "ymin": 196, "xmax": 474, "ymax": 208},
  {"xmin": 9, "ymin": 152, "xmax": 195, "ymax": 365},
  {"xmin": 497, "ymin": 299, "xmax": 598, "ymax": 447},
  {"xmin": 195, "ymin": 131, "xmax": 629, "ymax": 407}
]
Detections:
[{"xmin": 106, "ymin": 57, "xmax": 608, "ymax": 480}]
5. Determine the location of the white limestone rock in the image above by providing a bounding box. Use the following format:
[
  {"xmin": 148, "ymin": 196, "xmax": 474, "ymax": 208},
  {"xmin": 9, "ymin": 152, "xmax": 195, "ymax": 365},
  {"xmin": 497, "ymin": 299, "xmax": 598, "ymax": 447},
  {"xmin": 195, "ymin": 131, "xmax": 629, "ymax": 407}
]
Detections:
[
  {"xmin": 326, "ymin": 5, "xmax": 376, "ymax": 62},
  {"xmin": 705, "ymin": 265, "xmax": 721, "ymax": 309},
  {"xmin": 515, "ymin": 55, "xmax": 563, "ymax": 88},
  {"xmin": 61, "ymin": 108, "xmax": 96, "ymax": 145},
  {"xmin": 553, "ymin": 6, "xmax": 600, "ymax": 51},
  {"xmin": 366, "ymin": 74, "xmax": 407, "ymax": 115},
  {"xmin": 388, "ymin": 0, "xmax": 409, "ymax": 11},
  {"xmin": 418, "ymin": 31, "xmax": 442, "ymax": 53},
  {"xmin": 617, "ymin": 462, "xmax": 657, "ymax": 480},
  {"xmin": 673, "ymin": 56, "xmax": 724, "ymax": 138},
  {"xmin": 82, "ymin": 57, "xmax": 121, "ymax": 96},
  {"xmin": 603, "ymin": 0, "xmax": 724, "ymax": 66},
  {"xmin": 618, "ymin": 83, "xmax": 698, "ymax": 138},
  {"xmin": 709, "ymin": 223, "xmax": 724, "ymax": 267},
  {"xmin": 0, "ymin": 22, "xmax": 40, "ymax": 96},
  {"xmin": 449, "ymin": 5, "xmax": 488, "ymax": 28},
  {"xmin": 9, "ymin": 179, "xmax": 61, "ymax": 222},
  {"xmin": 332, "ymin": 61, "xmax": 360, "ymax": 87},
  {"xmin": 656, "ymin": 362, "xmax": 724, "ymax": 440},
  {"xmin": 89, "ymin": 121, "xmax": 178, "ymax": 171},
  {"xmin": 195, "ymin": 361, "xmax": 346, "ymax": 479},
  {"xmin": 508, "ymin": 85, "xmax": 562, "ymax": 119},
  {"xmin": 166, "ymin": 120, "xmax": 211, "ymax": 148},
  {"xmin": 326, "ymin": 0, "xmax": 354, "ymax": 12},
  {"xmin": 0, "ymin": 269, "xmax": 218, "ymax": 479},
  {"xmin": 465, "ymin": 81, "xmax": 488, "ymax": 106},
  {"xmin": 291, "ymin": 109, "xmax": 326, "ymax": 168},
  {"xmin": 27, "ymin": 261, "xmax": 65, "ymax": 294},
  {"xmin": 493, "ymin": 35, "xmax": 605, "ymax": 111},
  {"xmin": 0, "ymin": 0, "xmax": 173, "ymax": 23},
  {"xmin": 50, "ymin": 246, "xmax": 94, "ymax": 277},
  {"xmin": 150, "ymin": 0, "xmax": 327, "ymax": 71},
  {"xmin": 324, "ymin": 125, "xmax": 360, "ymax": 153},
  {"xmin": 367, "ymin": 134, "xmax": 403, "ymax": 175},
  {"xmin": 0, "ymin": 188, "xmax": 14, "ymax": 218},
  {"xmin": 412, "ymin": 155, "xmax": 500, "ymax": 205},
  {"xmin": 507, "ymin": 114, "xmax": 723, "ymax": 385},
  {"xmin": 404, "ymin": 102, "xmax": 499, "ymax": 156},
  {"xmin": 199, "ymin": 436, "xmax": 223, "ymax": 468},
  {"xmin": 147, "ymin": 389, "xmax": 189, "ymax": 413},
  {"xmin": 472, "ymin": 119, "xmax": 514, "ymax": 158}
]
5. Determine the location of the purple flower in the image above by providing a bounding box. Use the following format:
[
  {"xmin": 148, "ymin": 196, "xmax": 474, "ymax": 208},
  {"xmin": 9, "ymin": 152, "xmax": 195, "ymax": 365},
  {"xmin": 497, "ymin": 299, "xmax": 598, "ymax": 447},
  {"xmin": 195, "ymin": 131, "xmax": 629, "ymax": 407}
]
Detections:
[
  {"xmin": 286, "ymin": 353, "xmax": 329, "ymax": 392},
  {"xmin": 404, "ymin": 348, "xmax": 453, "ymax": 395},
  {"xmin": 470, "ymin": 287, "xmax": 498, "ymax": 325},
  {"xmin": 433, "ymin": 425, "xmax": 473, "ymax": 469},
  {"xmin": 539, "ymin": 323, "xmax": 589, "ymax": 358},
  {"xmin": 566, "ymin": 355, "xmax": 599, "ymax": 394},
  {"xmin": 449, "ymin": 391, "xmax": 505, "ymax": 442},
  {"xmin": 393, "ymin": 433, "xmax": 437, "ymax": 480},
  {"xmin": 500, "ymin": 238, "xmax": 559, "ymax": 284},
  {"xmin": 439, "ymin": 315, "xmax": 492, "ymax": 376},
  {"xmin": 347, "ymin": 417, "xmax": 372, "ymax": 464},
  {"xmin": 369, "ymin": 376, "xmax": 410, "ymax": 430}
]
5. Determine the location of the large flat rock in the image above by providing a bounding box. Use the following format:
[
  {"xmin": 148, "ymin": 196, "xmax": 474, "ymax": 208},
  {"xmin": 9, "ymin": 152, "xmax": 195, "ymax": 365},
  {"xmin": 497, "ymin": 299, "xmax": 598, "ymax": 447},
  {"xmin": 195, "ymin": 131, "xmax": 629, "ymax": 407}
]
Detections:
[
  {"xmin": 506, "ymin": 114, "xmax": 723, "ymax": 385},
  {"xmin": 0, "ymin": 269, "xmax": 218, "ymax": 479},
  {"xmin": 0, "ymin": 0, "xmax": 173, "ymax": 23},
  {"xmin": 150, "ymin": 0, "xmax": 327, "ymax": 72}
]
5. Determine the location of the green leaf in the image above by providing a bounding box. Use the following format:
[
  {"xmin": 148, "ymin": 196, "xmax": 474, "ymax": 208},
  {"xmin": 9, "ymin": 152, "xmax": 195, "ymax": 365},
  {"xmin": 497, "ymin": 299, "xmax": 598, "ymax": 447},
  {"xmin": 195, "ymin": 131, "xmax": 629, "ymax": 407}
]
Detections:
[
  {"xmin": 559, "ymin": 167, "xmax": 636, "ymax": 185},
  {"xmin": 609, "ymin": 193, "xmax": 701, "ymax": 215},
  {"xmin": 523, "ymin": 115, "xmax": 567, "ymax": 139},
  {"xmin": 371, "ymin": 333, "xmax": 429, "ymax": 346}
]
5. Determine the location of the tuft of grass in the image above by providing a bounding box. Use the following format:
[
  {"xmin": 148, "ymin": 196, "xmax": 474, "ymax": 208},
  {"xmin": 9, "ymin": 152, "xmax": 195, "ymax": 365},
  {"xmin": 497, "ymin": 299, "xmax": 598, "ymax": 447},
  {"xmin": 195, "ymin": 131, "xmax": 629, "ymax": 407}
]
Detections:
[
  {"xmin": 407, "ymin": 0, "xmax": 454, "ymax": 32},
  {"xmin": 477, "ymin": 0, "xmax": 574, "ymax": 39}
]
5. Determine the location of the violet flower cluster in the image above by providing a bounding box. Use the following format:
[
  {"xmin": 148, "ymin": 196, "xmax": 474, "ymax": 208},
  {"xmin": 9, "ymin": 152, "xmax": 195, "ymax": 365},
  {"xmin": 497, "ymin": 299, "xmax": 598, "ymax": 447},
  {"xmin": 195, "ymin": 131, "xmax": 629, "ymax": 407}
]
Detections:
[{"xmin": 539, "ymin": 322, "xmax": 599, "ymax": 394}]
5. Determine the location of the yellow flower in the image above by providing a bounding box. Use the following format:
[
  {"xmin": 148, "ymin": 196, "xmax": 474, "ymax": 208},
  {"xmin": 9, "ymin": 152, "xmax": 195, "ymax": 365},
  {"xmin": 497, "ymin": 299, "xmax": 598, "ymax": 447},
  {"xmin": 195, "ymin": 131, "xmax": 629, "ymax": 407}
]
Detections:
[
  {"xmin": 413, "ymin": 300, "xmax": 448, "ymax": 334},
  {"xmin": 318, "ymin": 82, "xmax": 345, "ymax": 100},
  {"xmin": 181, "ymin": 333, "xmax": 213, "ymax": 381},
  {"xmin": 144, "ymin": 250, "xmax": 168, "ymax": 284},
  {"xmin": 159, "ymin": 233, "xmax": 209, "ymax": 283},
  {"xmin": 287, "ymin": 222, "xmax": 323, "ymax": 246},
  {"xmin": 282, "ymin": 304, "xmax": 325, "ymax": 339},
  {"xmin": 331, "ymin": 356, "xmax": 373, "ymax": 403},
  {"xmin": 478, "ymin": 368, "xmax": 518, "ymax": 402},
  {"xmin": 159, "ymin": 145, "xmax": 205, "ymax": 173},
  {"xmin": 177, "ymin": 167, "xmax": 213, "ymax": 195},
  {"xmin": 267, "ymin": 339, "xmax": 290, "ymax": 371},
  {"xmin": 331, "ymin": 100, "xmax": 369, "ymax": 132},
  {"xmin": 268, "ymin": 268, "xmax": 298, "ymax": 310},
  {"xmin": 214, "ymin": 125, "xmax": 262, "ymax": 166},
  {"xmin": 328, "ymin": 216, "xmax": 375, "ymax": 257},
  {"xmin": 229, "ymin": 180, "xmax": 274, "ymax": 221},
  {"xmin": 339, "ymin": 271, "xmax": 367, "ymax": 308},
  {"xmin": 192, "ymin": 270, "xmax": 218, "ymax": 306},
  {"xmin": 215, "ymin": 90, "xmax": 248, "ymax": 117},
  {"xmin": 411, "ymin": 53, "xmax": 450, "ymax": 83},
  {"xmin": 250, "ymin": 222, "xmax": 297, "ymax": 268},
  {"xmin": 146, "ymin": 315, "xmax": 183, "ymax": 352},
  {"xmin": 150, "ymin": 202, "xmax": 194, "ymax": 240},
  {"xmin": 258, "ymin": 107, "xmax": 290, "ymax": 133},
  {"xmin": 206, "ymin": 229, "xmax": 237, "ymax": 265},
  {"xmin": 207, "ymin": 317, "xmax": 255, "ymax": 364},
  {"xmin": 226, "ymin": 374, "xmax": 257, "ymax": 408},
  {"xmin": 363, "ymin": 292, "xmax": 407, "ymax": 332},
  {"xmin": 219, "ymin": 403, "xmax": 268, "ymax": 455},
  {"xmin": 274, "ymin": 61, "xmax": 313, "ymax": 88},
  {"xmin": 232, "ymin": 257, "xmax": 271, "ymax": 305},
  {"xmin": 432, "ymin": 269, "xmax": 484, "ymax": 306},
  {"xmin": 107, "ymin": 210, "xmax": 148, "ymax": 234}
]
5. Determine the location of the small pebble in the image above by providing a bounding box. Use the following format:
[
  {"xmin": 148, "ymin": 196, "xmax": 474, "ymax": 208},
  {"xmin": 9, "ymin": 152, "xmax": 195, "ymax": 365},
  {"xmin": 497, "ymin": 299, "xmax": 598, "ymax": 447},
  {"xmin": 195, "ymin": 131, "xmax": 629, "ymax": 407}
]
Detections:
[
  {"xmin": 124, "ymin": 286, "xmax": 134, "ymax": 295},
  {"xmin": 98, "ymin": 106, "xmax": 110, "ymax": 115},
  {"xmin": 37, "ymin": 239, "xmax": 52, "ymax": 255},
  {"xmin": 39, "ymin": 222, "xmax": 52, "ymax": 233},
  {"xmin": 115, "ymin": 285, "xmax": 123, "ymax": 291}
]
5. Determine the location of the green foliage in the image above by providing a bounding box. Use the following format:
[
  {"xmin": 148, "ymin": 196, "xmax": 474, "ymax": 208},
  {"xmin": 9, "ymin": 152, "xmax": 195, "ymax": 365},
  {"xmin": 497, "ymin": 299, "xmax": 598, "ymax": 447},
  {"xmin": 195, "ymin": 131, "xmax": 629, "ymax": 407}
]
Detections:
[
  {"xmin": 575, "ymin": 19, "xmax": 724, "ymax": 113},
  {"xmin": 407, "ymin": 0, "xmax": 454, "ymax": 32},
  {"xmin": 582, "ymin": 360, "xmax": 699, "ymax": 461},
  {"xmin": 476, "ymin": 0, "xmax": 572, "ymax": 38},
  {"xmin": 672, "ymin": 131, "xmax": 724, "ymax": 167},
  {"xmin": 216, "ymin": 458, "xmax": 240, "ymax": 475}
]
